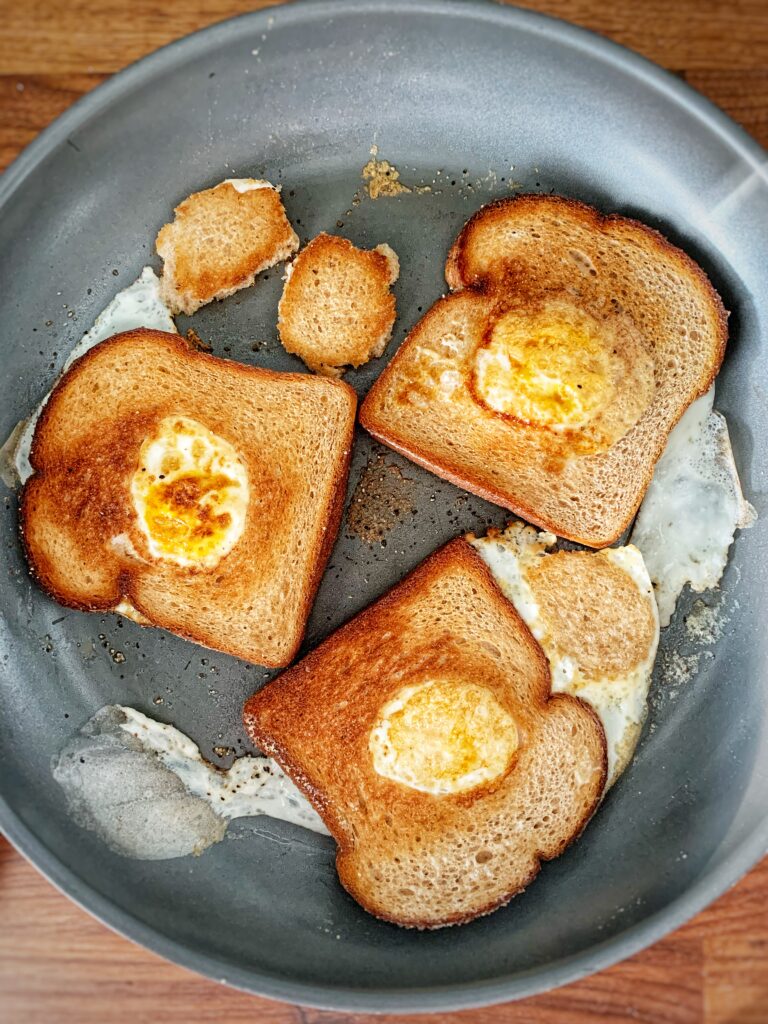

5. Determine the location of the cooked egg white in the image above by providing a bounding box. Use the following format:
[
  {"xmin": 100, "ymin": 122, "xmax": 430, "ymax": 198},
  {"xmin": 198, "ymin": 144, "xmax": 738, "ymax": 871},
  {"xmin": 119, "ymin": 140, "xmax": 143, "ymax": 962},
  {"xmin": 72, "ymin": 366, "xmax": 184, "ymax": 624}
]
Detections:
[
  {"xmin": 223, "ymin": 178, "xmax": 276, "ymax": 194},
  {"xmin": 115, "ymin": 707, "xmax": 325, "ymax": 829},
  {"xmin": 131, "ymin": 416, "xmax": 248, "ymax": 568},
  {"xmin": 471, "ymin": 523, "xmax": 659, "ymax": 789},
  {"xmin": 370, "ymin": 679, "xmax": 518, "ymax": 795},
  {"xmin": 630, "ymin": 386, "xmax": 756, "ymax": 627},
  {"xmin": 1, "ymin": 267, "xmax": 176, "ymax": 487},
  {"xmin": 52, "ymin": 705, "xmax": 328, "ymax": 861}
]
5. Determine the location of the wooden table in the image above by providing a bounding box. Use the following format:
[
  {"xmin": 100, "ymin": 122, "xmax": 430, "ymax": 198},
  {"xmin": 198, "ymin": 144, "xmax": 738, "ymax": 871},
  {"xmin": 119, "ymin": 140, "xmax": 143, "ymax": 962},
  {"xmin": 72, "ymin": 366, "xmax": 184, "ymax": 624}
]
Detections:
[{"xmin": 1, "ymin": 2, "xmax": 766, "ymax": 1021}]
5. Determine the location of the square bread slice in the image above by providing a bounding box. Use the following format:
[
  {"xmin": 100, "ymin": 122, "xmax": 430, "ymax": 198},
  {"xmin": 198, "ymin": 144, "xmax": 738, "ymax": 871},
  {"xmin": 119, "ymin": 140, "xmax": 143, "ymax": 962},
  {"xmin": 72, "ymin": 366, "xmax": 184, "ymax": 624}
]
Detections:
[
  {"xmin": 156, "ymin": 179, "xmax": 299, "ymax": 315},
  {"xmin": 243, "ymin": 539, "xmax": 606, "ymax": 928},
  {"xmin": 21, "ymin": 329, "xmax": 356, "ymax": 667},
  {"xmin": 361, "ymin": 195, "xmax": 727, "ymax": 547}
]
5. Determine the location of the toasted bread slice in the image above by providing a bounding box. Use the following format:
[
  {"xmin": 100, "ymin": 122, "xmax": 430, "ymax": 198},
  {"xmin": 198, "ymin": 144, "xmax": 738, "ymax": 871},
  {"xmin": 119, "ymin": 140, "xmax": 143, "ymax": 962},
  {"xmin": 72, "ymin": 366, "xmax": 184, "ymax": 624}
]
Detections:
[
  {"xmin": 21, "ymin": 329, "xmax": 356, "ymax": 667},
  {"xmin": 156, "ymin": 179, "xmax": 299, "ymax": 315},
  {"xmin": 469, "ymin": 522, "xmax": 659, "ymax": 788},
  {"xmin": 361, "ymin": 196, "xmax": 727, "ymax": 547},
  {"xmin": 244, "ymin": 539, "xmax": 606, "ymax": 929},
  {"xmin": 278, "ymin": 233, "xmax": 399, "ymax": 377}
]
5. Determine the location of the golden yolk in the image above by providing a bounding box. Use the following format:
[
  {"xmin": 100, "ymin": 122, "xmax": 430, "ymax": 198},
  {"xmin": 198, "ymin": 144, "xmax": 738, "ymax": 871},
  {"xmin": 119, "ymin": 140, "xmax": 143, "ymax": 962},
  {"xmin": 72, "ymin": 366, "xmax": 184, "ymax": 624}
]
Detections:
[
  {"xmin": 473, "ymin": 308, "xmax": 614, "ymax": 430},
  {"xmin": 142, "ymin": 472, "xmax": 235, "ymax": 561},
  {"xmin": 369, "ymin": 680, "xmax": 518, "ymax": 795},
  {"xmin": 131, "ymin": 417, "xmax": 248, "ymax": 568}
]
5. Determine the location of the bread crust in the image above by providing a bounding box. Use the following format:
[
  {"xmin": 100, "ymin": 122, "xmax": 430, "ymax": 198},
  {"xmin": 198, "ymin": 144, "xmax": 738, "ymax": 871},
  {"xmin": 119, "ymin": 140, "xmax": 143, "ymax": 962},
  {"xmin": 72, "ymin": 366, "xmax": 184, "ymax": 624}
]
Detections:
[
  {"xmin": 362, "ymin": 195, "xmax": 729, "ymax": 547},
  {"xmin": 244, "ymin": 538, "xmax": 607, "ymax": 928},
  {"xmin": 20, "ymin": 329, "xmax": 356, "ymax": 666},
  {"xmin": 445, "ymin": 194, "xmax": 730, "ymax": 359}
]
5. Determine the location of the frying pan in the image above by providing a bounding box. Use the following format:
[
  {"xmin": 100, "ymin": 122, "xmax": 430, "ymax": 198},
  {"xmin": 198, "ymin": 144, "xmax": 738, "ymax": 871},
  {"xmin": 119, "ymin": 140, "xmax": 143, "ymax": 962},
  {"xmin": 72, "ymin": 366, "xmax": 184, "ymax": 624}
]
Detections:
[{"xmin": 0, "ymin": 0, "xmax": 766, "ymax": 1011}]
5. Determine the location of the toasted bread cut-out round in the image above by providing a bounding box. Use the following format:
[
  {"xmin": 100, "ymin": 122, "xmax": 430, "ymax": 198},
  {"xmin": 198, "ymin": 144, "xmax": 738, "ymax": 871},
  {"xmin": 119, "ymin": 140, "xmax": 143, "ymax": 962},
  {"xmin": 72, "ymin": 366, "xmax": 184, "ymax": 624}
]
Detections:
[
  {"xmin": 361, "ymin": 195, "xmax": 727, "ymax": 547},
  {"xmin": 278, "ymin": 233, "xmax": 399, "ymax": 377},
  {"xmin": 469, "ymin": 522, "xmax": 659, "ymax": 790},
  {"xmin": 244, "ymin": 539, "xmax": 606, "ymax": 929},
  {"xmin": 526, "ymin": 550, "xmax": 657, "ymax": 679},
  {"xmin": 21, "ymin": 329, "xmax": 356, "ymax": 667}
]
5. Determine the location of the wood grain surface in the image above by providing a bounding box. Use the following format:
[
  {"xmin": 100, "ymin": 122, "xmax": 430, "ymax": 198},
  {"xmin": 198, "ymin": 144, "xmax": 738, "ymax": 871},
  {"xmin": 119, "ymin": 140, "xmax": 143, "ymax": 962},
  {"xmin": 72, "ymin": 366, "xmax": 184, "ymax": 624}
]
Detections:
[{"xmin": 1, "ymin": 1, "xmax": 766, "ymax": 1021}]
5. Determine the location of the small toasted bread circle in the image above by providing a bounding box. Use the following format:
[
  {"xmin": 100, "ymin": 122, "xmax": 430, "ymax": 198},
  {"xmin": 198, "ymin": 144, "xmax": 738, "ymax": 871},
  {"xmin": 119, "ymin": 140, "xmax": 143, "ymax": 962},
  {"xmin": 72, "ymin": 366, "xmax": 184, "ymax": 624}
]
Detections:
[
  {"xmin": 470, "ymin": 521, "xmax": 659, "ymax": 788},
  {"xmin": 243, "ymin": 539, "xmax": 606, "ymax": 929},
  {"xmin": 278, "ymin": 233, "xmax": 399, "ymax": 377},
  {"xmin": 156, "ymin": 179, "xmax": 299, "ymax": 315},
  {"xmin": 361, "ymin": 195, "xmax": 727, "ymax": 547},
  {"xmin": 21, "ymin": 329, "xmax": 356, "ymax": 667}
]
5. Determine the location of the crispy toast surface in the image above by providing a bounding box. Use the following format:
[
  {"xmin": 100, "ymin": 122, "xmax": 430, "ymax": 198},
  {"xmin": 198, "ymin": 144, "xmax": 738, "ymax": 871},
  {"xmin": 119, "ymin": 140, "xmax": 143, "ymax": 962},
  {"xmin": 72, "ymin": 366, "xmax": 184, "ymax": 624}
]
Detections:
[
  {"xmin": 361, "ymin": 195, "xmax": 727, "ymax": 547},
  {"xmin": 278, "ymin": 233, "xmax": 399, "ymax": 377},
  {"xmin": 21, "ymin": 329, "xmax": 356, "ymax": 666},
  {"xmin": 156, "ymin": 179, "xmax": 299, "ymax": 315},
  {"xmin": 244, "ymin": 539, "xmax": 606, "ymax": 928}
]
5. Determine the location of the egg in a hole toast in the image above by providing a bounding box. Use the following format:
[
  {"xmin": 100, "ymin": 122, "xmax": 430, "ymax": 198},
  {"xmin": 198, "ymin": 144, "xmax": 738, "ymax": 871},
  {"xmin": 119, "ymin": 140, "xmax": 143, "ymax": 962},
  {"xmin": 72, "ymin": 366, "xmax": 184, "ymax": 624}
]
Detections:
[
  {"xmin": 20, "ymin": 328, "xmax": 356, "ymax": 667},
  {"xmin": 244, "ymin": 538, "xmax": 607, "ymax": 929},
  {"xmin": 360, "ymin": 194, "xmax": 728, "ymax": 547}
]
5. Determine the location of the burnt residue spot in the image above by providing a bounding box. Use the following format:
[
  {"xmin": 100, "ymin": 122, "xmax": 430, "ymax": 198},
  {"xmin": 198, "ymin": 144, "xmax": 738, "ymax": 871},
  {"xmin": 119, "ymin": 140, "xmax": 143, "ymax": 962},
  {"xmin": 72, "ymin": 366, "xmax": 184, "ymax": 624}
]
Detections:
[
  {"xmin": 185, "ymin": 328, "xmax": 213, "ymax": 353},
  {"xmin": 345, "ymin": 453, "xmax": 417, "ymax": 544}
]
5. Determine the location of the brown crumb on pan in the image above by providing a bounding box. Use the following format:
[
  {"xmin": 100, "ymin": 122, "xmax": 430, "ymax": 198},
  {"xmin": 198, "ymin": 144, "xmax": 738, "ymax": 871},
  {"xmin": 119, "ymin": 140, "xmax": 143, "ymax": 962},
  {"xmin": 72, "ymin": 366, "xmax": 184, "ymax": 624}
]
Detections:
[
  {"xmin": 345, "ymin": 451, "xmax": 416, "ymax": 543},
  {"xmin": 361, "ymin": 145, "xmax": 412, "ymax": 199},
  {"xmin": 185, "ymin": 327, "xmax": 213, "ymax": 352}
]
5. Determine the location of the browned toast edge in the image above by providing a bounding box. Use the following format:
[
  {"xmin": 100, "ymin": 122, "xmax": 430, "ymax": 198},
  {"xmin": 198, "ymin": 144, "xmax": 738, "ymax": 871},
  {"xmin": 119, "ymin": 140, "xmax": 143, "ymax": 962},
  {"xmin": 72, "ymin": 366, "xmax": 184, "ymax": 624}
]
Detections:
[{"xmin": 445, "ymin": 193, "xmax": 730, "ymax": 359}]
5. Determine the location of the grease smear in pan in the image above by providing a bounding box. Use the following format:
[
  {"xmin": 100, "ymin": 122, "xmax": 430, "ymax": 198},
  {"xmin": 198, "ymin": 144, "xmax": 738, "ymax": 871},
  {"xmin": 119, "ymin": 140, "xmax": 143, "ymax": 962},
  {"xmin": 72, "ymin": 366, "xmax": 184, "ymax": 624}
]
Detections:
[{"xmin": 53, "ymin": 705, "xmax": 328, "ymax": 861}]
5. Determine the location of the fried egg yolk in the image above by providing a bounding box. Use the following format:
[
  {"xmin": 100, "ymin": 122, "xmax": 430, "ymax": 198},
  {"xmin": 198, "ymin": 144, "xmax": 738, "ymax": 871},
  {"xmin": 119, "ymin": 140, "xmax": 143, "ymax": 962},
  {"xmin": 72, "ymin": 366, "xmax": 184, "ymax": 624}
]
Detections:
[
  {"xmin": 472, "ymin": 308, "xmax": 615, "ymax": 431},
  {"xmin": 369, "ymin": 680, "xmax": 518, "ymax": 795},
  {"xmin": 131, "ymin": 416, "xmax": 248, "ymax": 568}
]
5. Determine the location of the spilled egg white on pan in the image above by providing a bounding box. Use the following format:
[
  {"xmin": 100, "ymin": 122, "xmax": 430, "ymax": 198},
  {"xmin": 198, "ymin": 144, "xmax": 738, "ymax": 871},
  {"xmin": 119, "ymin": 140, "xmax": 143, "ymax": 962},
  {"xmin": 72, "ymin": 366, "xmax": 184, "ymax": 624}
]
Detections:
[
  {"xmin": 223, "ymin": 178, "xmax": 277, "ymax": 194},
  {"xmin": 631, "ymin": 386, "xmax": 756, "ymax": 627},
  {"xmin": 0, "ymin": 267, "xmax": 176, "ymax": 487},
  {"xmin": 53, "ymin": 705, "xmax": 328, "ymax": 860},
  {"xmin": 470, "ymin": 522, "xmax": 660, "ymax": 790}
]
